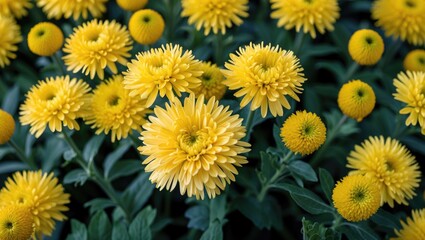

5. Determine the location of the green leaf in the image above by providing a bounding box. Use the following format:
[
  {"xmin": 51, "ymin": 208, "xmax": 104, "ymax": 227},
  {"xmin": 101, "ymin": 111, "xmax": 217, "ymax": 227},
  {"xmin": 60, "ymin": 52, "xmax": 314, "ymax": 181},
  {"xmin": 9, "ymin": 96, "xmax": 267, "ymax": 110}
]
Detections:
[
  {"xmin": 302, "ymin": 218, "xmax": 339, "ymax": 240},
  {"xmin": 0, "ymin": 147, "xmax": 13, "ymax": 160},
  {"xmin": 234, "ymin": 196, "xmax": 282, "ymax": 230},
  {"xmin": 209, "ymin": 194, "xmax": 227, "ymax": 222},
  {"xmin": 341, "ymin": 223, "xmax": 379, "ymax": 240},
  {"xmin": 258, "ymin": 152, "xmax": 279, "ymax": 183},
  {"xmin": 185, "ymin": 205, "xmax": 209, "ymax": 231},
  {"xmin": 370, "ymin": 209, "xmax": 401, "ymax": 230},
  {"xmin": 122, "ymin": 173, "xmax": 155, "ymax": 218},
  {"xmin": 83, "ymin": 135, "xmax": 105, "ymax": 163},
  {"xmin": 104, "ymin": 140, "xmax": 132, "ymax": 178},
  {"xmin": 200, "ymin": 220, "xmax": 223, "ymax": 240},
  {"xmin": 1, "ymin": 85, "xmax": 19, "ymax": 115},
  {"xmin": 41, "ymin": 137, "xmax": 67, "ymax": 172},
  {"xmin": 319, "ymin": 168, "xmax": 335, "ymax": 203},
  {"xmin": 63, "ymin": 169, "xmax": 88, "ymax": 186},
  {"xmin": 288, "ymin": 161, "xmax": 318, "ymax": 182},
  {"xmin": 66, "ymin": 219, "xmax": 87, "ymax": 240},
  {"xmin": 88, "ymin": 211, "xmax": 112, "ymax": 240},
  {"xmin": 84, "ymin": 198, "xmax": 115, "ymax": 215},
  {"xmin": 0, "ymin": 161, "xmax": 29, "ymax": 174},
  {"xmin": 272, "ymin": 124, "xmax": 286, "ymax": 152},
  {"xmin": 63, "ymin": 149, "xmax": 77, "ymax": 161},
  {"xmin": 108, "ymin": 160, "xmax": 143, "ymax": 181},
  {"xmin": 128, "ymin": 206, "xmax": 157, "ymax": 240},
  {"xmin": 112, "ymin": 221, "xmax": 130, "ymax": 240},
  {"xmin": 301, "ymin": 44, "xmax": 338, "ymax": 58}
]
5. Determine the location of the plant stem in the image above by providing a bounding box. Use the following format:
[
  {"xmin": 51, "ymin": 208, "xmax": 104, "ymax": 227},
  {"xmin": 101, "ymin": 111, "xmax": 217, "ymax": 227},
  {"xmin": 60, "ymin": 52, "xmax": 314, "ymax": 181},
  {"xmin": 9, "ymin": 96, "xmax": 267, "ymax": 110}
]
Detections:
[
  {"xmin": 243, "ymin": 109, "xmax": 256, "ymax": 142},
  {"xmin": 344, "ymin": 61, "xmax": 359, "ymax": 82},
  {"xmin": 214, "ymin": 33, "xmax": 224, "ymax": 66},
  {"xmin": 331, "ymin": 214, "xmax": 343, "ymax": 231},
  {"xmin": 166, "ymin": 0, "xmax": 175, "ymax": 42},
  {"xmin": 293, "ymin": 31, "xmax": 305, "ymax": 55},
  {"xmin": 8, "ymin": 139, "xmax": 37, "ymax": 169},
  {"xmin": 52, "ymin": 52, "xmax": 66, "ymax": 75}
]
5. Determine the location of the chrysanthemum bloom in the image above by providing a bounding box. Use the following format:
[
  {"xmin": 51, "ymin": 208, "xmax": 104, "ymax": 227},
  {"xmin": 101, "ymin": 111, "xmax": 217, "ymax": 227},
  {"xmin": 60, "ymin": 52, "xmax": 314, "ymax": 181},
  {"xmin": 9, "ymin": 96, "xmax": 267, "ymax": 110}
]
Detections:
[
  {"xmin": 28, "ymin": 22, "xmax": 64, "ymax": 56},
  {"xmin": 0, "ymin": 0, "xmax": 32, "ymax": 19},
  {"xmin": 20, "ymin": 76, "xmax": 91, "ymax": 138},
  {"xmin": 36, "ymin": 0, "xmax": 107, "ymax": 20},
  {"xmin": 393, "ymin": 71, "xmax": 425, "ymax": 134},
  {"xmin": 270, "ymin": 0, "xmax": 340, "ymax": 39},
  {"xmin": 403, "ymin": 49, "xmax": 425, "ymax": 71},
  {"xmin": 348, "ymin": 29, "xmax": 385, "ymax": 65},
  {"xmin": 129, "ymin": 9, "xmax": 165, "ymax": 45},
  {"xmin": 116, "ymin": 0, "xmax": 148, "ymax": 11},
  {"xmin": 393, "ymin": 209, "xmax": 425, "ymax": 239},
  {"xmin": 84, "ymin": 75, "xmax": 152, "ymax": 142},
  {"xmin": 0, "ymin": 109, "xmax": 15, "ymax": 145},
  {"xmin": 124, "ymin": 43, "xmax": 202, "ymax": 107},
  {"xmin": 63, "ymin": 19, "xmax": 133, "ymax": 80},
  {"xmin": 332, "ymin": 175, "xmax": 381, "ymax": 222},
  {"xmin": 0, "ymin": 15, "xmax": 22, "ymax": 68},
  {"xmin": 280, "ymin": 110, "xmax": 326, "ymax": 155},
  {"xmin": 347, "ymin": 136, "xmax": 421, "ymax": 207},
  {"xmin": 223, "ymin": 42, "xmax": 306, "ymax": 117},
  {"xmin": 372, "ymin": 0, "xmax": 425, "ymax": 46},
  {"xmin": 181, "ymin": 0, "xmax": 249, "ymax": 35},
  {"xmin": 140, "ymin": 94, "xmax": 251, "ymax": 199},
  {"xmin": 0, "ymin": 171, "xmax": 70, "ymax": 237},
  {"xmin": 338, "ymin": 80, "xmax": 376, "ymax": 122},
  {"xmin": 192, "ymin": 62, "xmax": 227, "ymax": 100},
  {"xmin": 0, "ymin": 205, "xmax": 34, "ymax": 240}
]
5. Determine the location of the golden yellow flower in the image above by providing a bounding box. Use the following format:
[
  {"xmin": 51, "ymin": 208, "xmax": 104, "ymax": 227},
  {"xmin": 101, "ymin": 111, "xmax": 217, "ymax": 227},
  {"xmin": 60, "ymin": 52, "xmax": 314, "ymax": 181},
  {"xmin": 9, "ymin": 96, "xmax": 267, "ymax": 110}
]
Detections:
[
  {"xmin": 393, "ymin": 71, "xmax": 425, "ymax": 134},
  {"xmin": 403, "ymin": 49, "xmax": 425, "ymax": 72},
  {"xmin": 0, "ymin": 0, "xmax": 32, "ymax": 19},
  {"xmin": 372, "ymin": 0, "xmax": 425, "ymax": 46},
  {"xmin": 347, "ymin": 136, "xmax": 421, "ymax": 207},
  {"xmin": 348, "ymin": 29, "xmax": 385, "ymax": 65},
  {"xmin": 20, "ymin": 76, "xmax": 91, "ymax": 138},
  {"xmin": 0, "ymin": 205, "xmax": 34, "ymax": 240},
  {"xmin": 36, "ymin": 0, "xmax": 107, "ymax": 20},
  {"xmin": 0, "ymin": 15, "xmax": 22, "ymax": 68},
  {"xmin": 124, "ymin": 43, "xmax": 202, "ymax": 107},
  {"xmin": 192, "ymin": 62, "xmax": 227, "ymax": 100},
  {"xmin": 393, "ymin": 209, "xmax": 425, "ymax": 240},
  {"xmin": 84, "ymin": 75, "xmax": 152, "ymax": 142},
  {"xmin": 338, "ymin": 80, "xmax": 376, "ymax": 122},
  {"xmin": 129, "ymin": 9, "xmax": 165, "ymax": 45},
  {"xmin": 223, "ymin": 42, "xmax": 306, "ymax": 117},
  {"xmin": 116, "ymin": 0, "xmax": 148, "ymax": 11},
  {"xmin": 140, "ymin": 94, "xmax": 251, "ymax": 199},
  {"xmin": 280, "ymin": 110, "xmax": 326, "ymax": 155},
  {"xmin": 63, "ymin": 19, "xmax": 133, "ymax": 80},
  {"xmin": 270, "ymin": 0, "xmax": 340, "ymax": 38},
  {"xmin": 0, "ymin": 109, "xmax": 15, "ymax": 145},
  {"xmin": 28, "ymin": 22, "xmax": 64, "ymax": 56},
  {"xmin": 0, "ymin": 171, "xmax": 70, "ymax": 237},
  {"xmin": 181, "ymin": 0, "xmax": 249, "ymax": 35},
  {"xmin": 332, "ymin": 175, "xmax": 381, "ymax": 222}
]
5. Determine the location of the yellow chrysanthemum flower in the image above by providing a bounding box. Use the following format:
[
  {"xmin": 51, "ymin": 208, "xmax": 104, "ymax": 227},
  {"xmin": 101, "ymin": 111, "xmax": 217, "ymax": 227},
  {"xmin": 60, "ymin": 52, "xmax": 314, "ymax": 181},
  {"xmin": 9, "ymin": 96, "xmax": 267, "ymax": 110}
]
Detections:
[
  {"xmin": 140, "ymin": 94, "xmax": 251, "ymax": 199},
  {"xmin": 372, "ymin": 0, "xmax": 425, "ymax": 46},
  {"xmin": 332, "ymin": 175, "xmax": 381, "ymax": 222},
  {"xmin": 403, "ymin": 49, "xmax": 425, "ymax": 72},
  {"xmin": 348, "ymin": 29, "xmax": 385, "ymax": 65},
  {"xmin": 270, "ymin": 0, "xmax": 340, "ymax": 39},
  {"xmin": 84, "ymin": 75, "xmax": 152, "ymax": 142},
  {"xmin": 280, "ymin": 110, "xmax": 326, "ymax": 155},
  {"xmin": 116, "ymin": 0, "xmax": 148, "ymax": 12},
  {"xmin": 0, "ymin": 205, "xmax": 34, "ymax": 240},
  {"xmin": 129, "ymin": 9, "xmax": 165, "ymax": 45},
  {"xmin": 0, "ymin": 109, "xmax": 15, "ymax": 145},
  {"xmin": 338, "ymin": 80, "xmax": 376, "ymax": 122},
  {"xmin": 0, "ymin": 171, "xmax": 70, "ymax": 237},
  {"xmin": 0, "ymin": 0, "xmax": 32, "ymax": 19},
  {"xmin": 347, "ymin": 136, "xmax": 421, "ymax": 207},
  {"xmin": 36, "ymin": 0, "xmax": 107, "ymax": 20},
  {"xmin": 28, "ymin": 22, "xmax": 64, "ymax": 56},
  {"xmin": 63, "ymin": 19, "xmax": 133, "ymax": 80},
  {"xmin": 20, "ymin": 76, "xmax": 91, "ymax": 138},
  {"xmin": 223, "ymin": 42, "xmax": 306, "ymax": 118},
  {"xmin": 393, "ymin": 71, "xmax": 425, "ymax": 134},
  {"xmin": 192, "ymin": 62, "xmax": 227, "ymax": 100},
  {"xmin": 0, "ymin": 15, "xmax": 22, "ymax": 68},
  {"xmin": 181, "ymin": 0, "xmax": 249, "ymax": 35},
  {"xmin": 393, "ymin": 209, "xmax": 425, "ymax": 239},
  {"xmin": 124, "ymin": 43, "xmax": 202, "ymax": 107}
]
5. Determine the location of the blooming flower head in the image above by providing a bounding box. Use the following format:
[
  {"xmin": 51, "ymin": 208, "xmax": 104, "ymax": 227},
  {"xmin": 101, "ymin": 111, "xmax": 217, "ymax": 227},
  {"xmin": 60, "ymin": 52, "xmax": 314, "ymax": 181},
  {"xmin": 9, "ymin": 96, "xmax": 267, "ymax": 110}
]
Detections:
[
  {"xmin": 270, "ymin": 0, "xmax": 340, "ymax": 38},
  {"xmin": 0, "ymin": 0, "xmax": 32, "ymax": 19},
  {"xmin": 116, "ymin": 0, "xmax": 148, "ymax": 12},
  {"xmin": 36, "ymin": 0, "xmax": 107, "ymax": 20},
  {"xmin": 332, "ymin": 175, "xmax": 381, "ymax": 222},
  {"xmin": 348, "ymin": 29, "xmax": 385, "ymax": 65},
  {"xmin": 124, "ymin": 43, "xmax": 202, "ymax": 107},
  {"xmin": 0, "ymin": 205, "xmax": 34, "ymax": 240},
  {"xmin": 28, "ymin": 22, "xmax": 64, "ymax": 56},
  {"xmin": 192, "ymin": 62, "xmax": 227, "ymax": 100},
  {"xmin": 223, "ymin": 42, "xmax": 306, "ymax": 118},
  {"xmin": 393, "ymin": 209, "xmax": 425, "ymax": 239},
  {"xmin": 84, "ymin": 75, "xmax": 152, "ymax": 142},
  {"xmin": 338, "ymin": 80, "xmax": 376, "ymax": 122},
  {"xmin": 372, "ymin": 0, "xmax": 425, "ymax": 46},
  {"xmin": 0, "ymin": 171, "xmax": 70, "ymax": 237},
  {"xmin": 347, "ymin": 136, "xmax": 421, "ymax": 207},
  {"xmin": 63, "ymin": 19, "xmax": 133, "ymax": 80},
  {"xmin": 129, "ymin": 9, "xmax": 165, "ymax": 45},
  {"xmin": 0, "ymin": 15, "xmax": 22, "ymax": 68},
  {"xmin": 403, "ymin": 49, "xmax": 425, "ymax": 72},
  {"xmin": 393, "ymin": 71, "xmax": 425, "ymax": 134},
  {"xmin": 280, "ymin": 110, "xmax": 326, "ymax": 155},
  {"xmin": 20, "ymin": 76, "xmax": 91, "ymax": 138},
  {"xmin": 181, "ymin": 0, "xmax": 249, "ymax": 35},
  {"xmin": 140, "ymin": 94, "xmax": 251, "ymax": 199},
  {"xmin": 0, "ymin": 109, "xmax": 15, "ymax": 145}
]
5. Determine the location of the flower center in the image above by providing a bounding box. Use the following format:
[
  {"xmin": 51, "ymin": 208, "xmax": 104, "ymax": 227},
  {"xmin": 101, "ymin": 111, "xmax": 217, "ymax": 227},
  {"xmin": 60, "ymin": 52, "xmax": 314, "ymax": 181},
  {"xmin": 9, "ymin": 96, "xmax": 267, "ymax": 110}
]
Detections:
[
  {"xmin": 202, "ymin": 73, "xmax": 212, "ymax": 81},
  {"xmin": 5, "ymin": 221, "xmax": 13, "ymax": 230},
  {"xmin": 108, "ymin": 95, "xmax": 120, "ymax": 106},
  {"xmin": 357, "ymin": 89, "xmax": 364, "ymax": 97},
  {"xmin": 302, "ymin": 124, "xmax": 314, "ymax": 137},
  {"xmin": 352, "ymin": 188, "xmax": 366, "ymax": 203},
  {"xmin": 304, "ymin": 0, "xmax": 313, "ymax": 3},
  {"xmin": 365, "ymin": 37, "xmax": 373, "ymax": 45},
  {"xmin": 142, "ymin": 16, "xmax": 151, "ymax": 23},
  {"xmin": 385, "ymin": 159, "xmax": 395, "ymax": 171},
  {"xmin": 405, "ymin": 0, "xmax": 416, "ymax": 8},
  {"xmin": 44, "ymin": 93, "xmax": 56, "ymax": 101},
  {"xmin": 37, "ymin": 29, "xmax": 45, "ymax": 37},
  {"xmin": 418, "ymin": 57, "xmax": 425, "ymax": 65},
  {"xmin": 178, "ymin": 130, "xmax": 209, "ymax": 157}
]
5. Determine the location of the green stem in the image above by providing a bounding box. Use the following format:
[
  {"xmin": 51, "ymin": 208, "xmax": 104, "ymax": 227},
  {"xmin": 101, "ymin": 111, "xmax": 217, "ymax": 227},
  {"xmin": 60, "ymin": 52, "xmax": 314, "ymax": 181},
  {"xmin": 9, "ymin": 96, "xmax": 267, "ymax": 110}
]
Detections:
[
  {"xmin": 344, "ymin": 61, "xmax": 359, "ymax": 82},
  {"xmin": 166, "ymin": 0, "xmax": 175, "ymax": 42},
  {"xmin": 214, "ymin": 33, "xmax": 224, "ymax": 66},
  {"xmin": 62, "ymin": 132, "xmax": 86, "ymax": 170},
  {"xmin": 331, "ymin": 214, "xmax": 343, "ymax": 231},
  {"xmin": 293, "ymin": 31, "xmax": 305, "ymax": 55},
  {"xmin": 52, "ymin": 53, "xmax": 66, "ymax": 75},
  {"xmin": 243, "ymin": 109, "xmax": 256, "ymax": 142},
  {"xmin": 8, "ymin": 139, "xmax": 37, "ymax": 169}
]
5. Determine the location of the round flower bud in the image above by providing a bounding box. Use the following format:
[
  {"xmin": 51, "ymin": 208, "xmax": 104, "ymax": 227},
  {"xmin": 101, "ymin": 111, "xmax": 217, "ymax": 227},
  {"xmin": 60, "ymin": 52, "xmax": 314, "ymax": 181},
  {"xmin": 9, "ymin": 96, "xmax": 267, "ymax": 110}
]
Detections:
[
  {"xmin": 348, "ymin": 29, "xmax": 384, "ymax": 66},
  {"xmin": 338, "ymin": 80, "xmax": 376, "ymax": 122},
  {"xmin": 129, "ymin": 9, "xmax": 164, "ymax": 45},
  {"xmin": 0, "ymin": 109, "xmax": 15, "ymax": 144},
  {"xmin": 28, "ymin": 22, "xmax": 64, "ymax": 56},
  {"xmin": 116, "ymin": 0, "xmax": 148, "ymax": 11}
]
